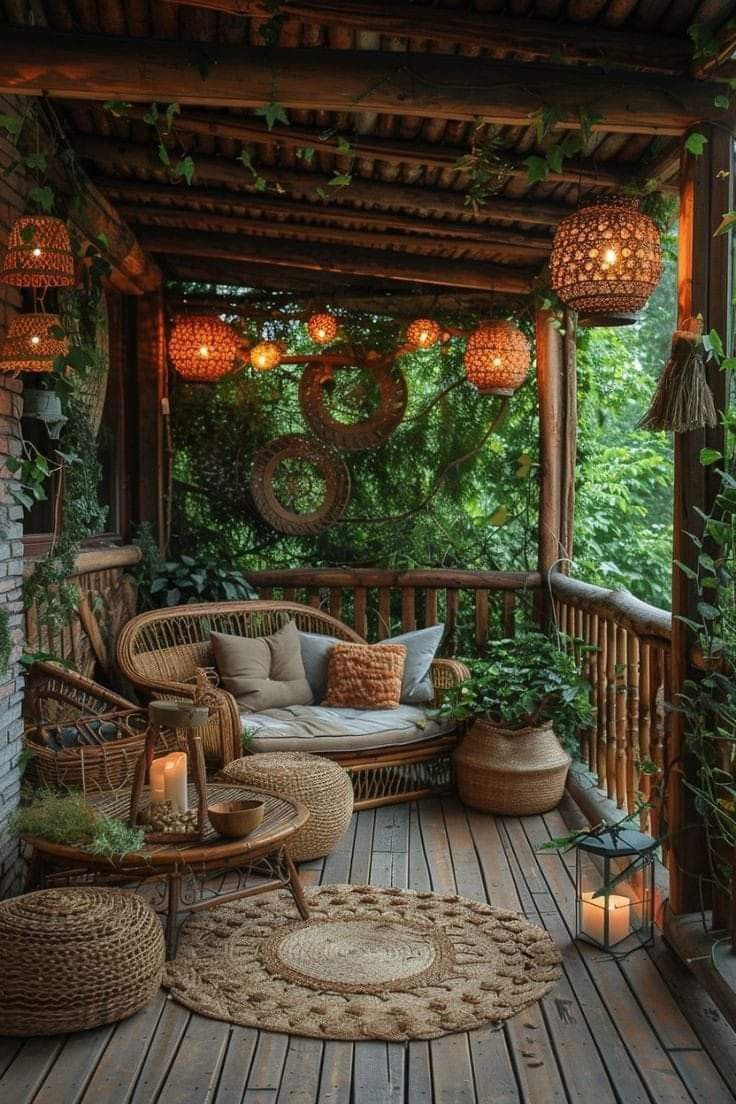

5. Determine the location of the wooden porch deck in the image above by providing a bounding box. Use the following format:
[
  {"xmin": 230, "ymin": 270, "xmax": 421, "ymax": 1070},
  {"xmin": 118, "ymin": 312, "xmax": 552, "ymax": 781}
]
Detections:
[{"xmin": 2, "ymin": 795, "xmax": 736, "ymax": 1104}]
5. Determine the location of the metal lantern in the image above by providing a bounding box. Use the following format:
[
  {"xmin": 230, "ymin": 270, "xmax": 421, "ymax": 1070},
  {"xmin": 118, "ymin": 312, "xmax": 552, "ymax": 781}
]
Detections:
[
  {"xmin": 250, "ymin": 341, "xmax": 282, "ymax": 372},
  {"xmin": 549, "ymin": 196, "xmax": 663, "ymax": 326},
  {"xmin": 0, "ymin": 313, "xmax": 68, "ymax": 374},
  {"xmin": 575, "ymin": 826, "xmax": 656, "ymax": 956},
  {"xmin": 406, "ymin": 318, "xmax": 441, "ymax": 350},
  {"xmin": 1, "ymin": 215, "xmax": 76, "ymax": 288},
  {"xmin": 307, "ymin": 312, "xmax": 338, "ymax": 345},
  {"xmin": 464, "ymin": 320, "xmax": 530, "ymax": 396},
  {"xmin": 168, "ymin": 315, "xmax": 239, "ymax": 382}
]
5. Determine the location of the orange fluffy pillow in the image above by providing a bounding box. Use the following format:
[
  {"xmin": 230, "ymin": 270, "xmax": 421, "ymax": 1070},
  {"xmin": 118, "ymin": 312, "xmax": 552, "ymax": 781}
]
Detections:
[{"xmin": 323, "ymin": 643, "xmax": 407, "ymax": 710}]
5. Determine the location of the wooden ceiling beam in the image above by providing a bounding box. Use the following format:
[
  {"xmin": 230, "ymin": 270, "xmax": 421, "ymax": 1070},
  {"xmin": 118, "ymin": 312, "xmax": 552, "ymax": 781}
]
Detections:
[
  {"xmin": 117, "ymin": 205, "xmax": 552, "ymax": 259},
  {"xmin": 166, "ymin": 288, "xmax": 510, "ymax": 317},
  {"xmin": 0, "ymin": 29, "xmax": 725, "ymax": 134},
  {"xmin": 111, "ymin": 104, "xmax": 640, "ymax": 191},
  {"xmin": 95, "ymin": 178, "xmax": 554, "ymax": 248},
  {"xmin": 165, "ymin": 259, "xmax": 428, "ymax": 294},
  {"xmin": 693, "ymin": 28, "xmax": 736, "ymax": 79},
  {"xmin": 162, "ymin": 0, "xmax": 692, "ymax": 76},
  {"xmin": 139, "ymin": 229, "xmax": 535, "ymax": 292},
  {"xmin": 74, "ymin": 136, "xmax": 570, "ymax": 226}
]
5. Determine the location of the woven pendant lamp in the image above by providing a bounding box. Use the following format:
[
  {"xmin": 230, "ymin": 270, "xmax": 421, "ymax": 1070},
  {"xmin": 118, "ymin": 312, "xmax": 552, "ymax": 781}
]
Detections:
[
  {"xmin": 549, "ymin": 196, "xmax": 662, "ymax": 326},
  {"xmin": 464, "ymin": 320, "xmax": 530, "ymax": 396},
  {"xmin": 406, "ymin": 318, "xmax": 441, "ymax": 350},
  {"xmin": 168, "ymin": 315, "xmax": 239, "ymax": 382},
  {"xmin": 0, "ymin": 313, "xmax": 68, "ymax": 373},
  {"xmin": 1, "ymin": 215, "xmax": 76, "ymax": 288},
  {"xmin": 307, "ymin": 312, "xmax": 338, "ymax": 345},
  {"xmin": 250, "ymin": 341, "xmax": 282, "ymax": 372}
]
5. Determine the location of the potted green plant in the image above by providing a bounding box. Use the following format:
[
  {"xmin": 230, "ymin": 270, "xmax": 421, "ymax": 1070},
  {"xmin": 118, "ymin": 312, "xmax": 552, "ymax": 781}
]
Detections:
[{"xmin": 440, "ymin": 633, "xmax": 593, "ymax": 815}]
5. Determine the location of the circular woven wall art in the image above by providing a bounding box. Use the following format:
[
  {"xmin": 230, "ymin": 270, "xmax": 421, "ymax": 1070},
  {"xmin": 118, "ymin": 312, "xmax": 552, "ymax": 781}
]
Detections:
[
  {"xmin": 299, "ymin": 356, "xmax": 407, "ymax": 451},
  {"xmin": 250, "ymin": 433, "xmax": 350, "ymax": 536},
  {"xmin": 164, "ymin": 884, "xmax": 561, "ymax": 1041}
]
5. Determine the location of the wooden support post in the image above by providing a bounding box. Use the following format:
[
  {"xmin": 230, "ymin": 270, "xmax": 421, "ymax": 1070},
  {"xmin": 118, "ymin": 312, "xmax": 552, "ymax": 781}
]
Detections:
[
  {"xmin": 536, "ymin": 308, "xmax": 577, "ymax": 624},
  {"xmin": 134, "ymin": 289, "xmax": 169, "ymax": 548},
  {"xmin": 668, "ymin": 124, "xmax": 734, "ymax": 915}
]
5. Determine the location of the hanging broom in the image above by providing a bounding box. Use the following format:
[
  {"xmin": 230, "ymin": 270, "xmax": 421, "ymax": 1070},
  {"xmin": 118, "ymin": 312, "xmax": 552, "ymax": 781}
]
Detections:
[{"xmin": 638, "ymin": 317, "xmax": 718, "ymax": 433}]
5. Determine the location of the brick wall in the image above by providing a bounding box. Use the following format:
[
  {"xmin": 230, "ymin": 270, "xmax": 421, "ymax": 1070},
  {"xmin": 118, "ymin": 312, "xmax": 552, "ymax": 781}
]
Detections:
[{"xmin": 0, "ymin": 96, "xmax": 29, "ymax": 898}]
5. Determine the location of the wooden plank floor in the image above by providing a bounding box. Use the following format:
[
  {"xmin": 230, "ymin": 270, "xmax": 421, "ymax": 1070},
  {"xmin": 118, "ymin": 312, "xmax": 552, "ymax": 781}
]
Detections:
[{"xmin": 3, "ymin": 793, "xmax": 736, "ymax": 1104}]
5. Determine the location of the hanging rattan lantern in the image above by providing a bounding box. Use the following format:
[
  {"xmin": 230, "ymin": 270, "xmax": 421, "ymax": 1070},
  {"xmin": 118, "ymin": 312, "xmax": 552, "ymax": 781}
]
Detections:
[
  {"xmin": 549, "ymin": 196, "xmax": 663, "ymax": 326},
  {"xmin": 250, "ymin": 341, "xmax": 282, "ymax": 372},
  {"xmin": 0, "ymin": 313, "xmax": 68, "ymax": 374},
  {"xmin": 406, "ymin": 318, "xmax": 441, "ymax": 350},
  {"xmin": 168, "ymin": 315, "xmax": 239, "ymax": 382},
  {"xmin": 307, "ymin": 312, "xmax": 338, "ymax": 345},
  {"xmin": 1, "ymin": 215, "xmax": 76, "ymax": 288},
  {"xmin": 464, "ymin": 320, "xmax": 530, "ymax": 396}
]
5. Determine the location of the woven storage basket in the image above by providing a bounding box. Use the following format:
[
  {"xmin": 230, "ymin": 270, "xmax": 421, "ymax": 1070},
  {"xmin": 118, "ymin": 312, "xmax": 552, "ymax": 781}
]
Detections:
[
  {"xmin": 0, "ymin": 887, "xmax": 165, "ymax": 1036},
  {"xmin": 454, "ymin": 719, "xmax": 571, "ymax": 815},
  {"xmin": 24, "ymin": 708, "xmax": 151, "ymax": 794},
  {"xmin": 222, "ymin": 751, "xmax": 353, "ymax": 861}
]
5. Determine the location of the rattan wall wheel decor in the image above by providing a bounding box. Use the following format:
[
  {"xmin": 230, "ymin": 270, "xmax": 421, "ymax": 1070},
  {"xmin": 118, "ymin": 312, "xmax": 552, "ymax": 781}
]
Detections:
[
  {"xmin": 250, "ymin": 433, "xmax": 351, "ymax": 535},
  {"xmin": 298, "ymin": 356, "xmax": 408, "ymax": 451}
]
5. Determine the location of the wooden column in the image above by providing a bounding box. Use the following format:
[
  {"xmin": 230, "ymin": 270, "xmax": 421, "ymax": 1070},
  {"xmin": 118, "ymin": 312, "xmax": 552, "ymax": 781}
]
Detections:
[
  {"xmin": 133, "ymin": 289, "xmax": 169, "ymax": 547},
  {"xmin": 668, "ymin": 124, "xmax": 734, "ymax": 914},
  {"xmin": 537, "ymin": 309, "xmax": 577, "ymax": 619}
]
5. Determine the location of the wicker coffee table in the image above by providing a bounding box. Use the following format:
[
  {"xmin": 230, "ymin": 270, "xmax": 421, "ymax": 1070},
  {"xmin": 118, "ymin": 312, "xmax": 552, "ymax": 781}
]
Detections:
[{"xmin": 23, "ymin": 783, "xmax": 310, "ymax": 957}]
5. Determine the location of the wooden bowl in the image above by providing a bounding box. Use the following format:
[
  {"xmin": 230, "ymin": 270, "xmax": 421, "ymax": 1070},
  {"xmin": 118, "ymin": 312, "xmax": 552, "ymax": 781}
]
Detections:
[{"xmin": 207, "ymin": 799, "xmax": 265, "ymax": 838}]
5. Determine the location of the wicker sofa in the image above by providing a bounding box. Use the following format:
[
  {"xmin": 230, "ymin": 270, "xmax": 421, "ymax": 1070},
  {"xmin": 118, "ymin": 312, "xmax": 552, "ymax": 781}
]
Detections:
[{"xmin": 116, "ymin": 600, "xmax": 469, "ymax": 808}]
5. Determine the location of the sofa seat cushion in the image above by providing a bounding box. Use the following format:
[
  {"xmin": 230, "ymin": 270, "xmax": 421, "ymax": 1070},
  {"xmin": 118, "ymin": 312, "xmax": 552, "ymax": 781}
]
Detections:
[{"xmin": 240, "ymin": 703, "xmax": 454, "ymax": 755}]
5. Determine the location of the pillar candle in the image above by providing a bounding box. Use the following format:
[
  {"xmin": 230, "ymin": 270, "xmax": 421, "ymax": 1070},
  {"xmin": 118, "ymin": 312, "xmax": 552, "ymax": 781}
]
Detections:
[
  {"xmin": 163, "ymin": 751, "xmax": 188, "ymax": 813},
  {"xmin": 149, "ymin": 757, "xmax": 166, "ymax": 804},
  {"xmin": 580, "ymin": 891, "xmax": 631, "ymax": 947}
]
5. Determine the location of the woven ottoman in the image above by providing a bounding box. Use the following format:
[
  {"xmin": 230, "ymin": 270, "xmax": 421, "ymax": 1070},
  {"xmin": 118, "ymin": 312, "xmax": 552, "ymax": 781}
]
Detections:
[
  {"xmin": 0, "ymin": 887, "xmax": 165, "ymax": 1036},
  {"xmin": 222, "ymin": 751, "xmax": 353, "ymax": 861}
]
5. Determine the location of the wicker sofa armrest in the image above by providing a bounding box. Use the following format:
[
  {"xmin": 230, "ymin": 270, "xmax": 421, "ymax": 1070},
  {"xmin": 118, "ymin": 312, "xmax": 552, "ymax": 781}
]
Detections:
[{"xmin": 430, "ymin": 658, "xmax": 470, "ymax": 708}]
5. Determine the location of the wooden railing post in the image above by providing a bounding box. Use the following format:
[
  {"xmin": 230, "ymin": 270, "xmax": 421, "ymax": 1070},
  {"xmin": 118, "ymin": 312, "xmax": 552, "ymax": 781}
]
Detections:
[{"xmin": 669, "ymin": 124, "xmax": 734, "ymax": 915}]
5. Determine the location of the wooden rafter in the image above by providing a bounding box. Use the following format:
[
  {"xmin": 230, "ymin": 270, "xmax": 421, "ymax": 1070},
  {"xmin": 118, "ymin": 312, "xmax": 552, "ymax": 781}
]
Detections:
[
  {"xmin": 161, "ymin": 0, "xmax": 693, "ymax": 76},
  {"xmin": 139, "ymin": 229, "xmax": 534, "ymax": 292},
  {"xmin": 0, "ymin": 29, "xmax": 725, "ymax": 134},
  {"xmin": 166, "ymin": 291, "xmax": 513, "ymax": 320},
  {"xmin": 692, "ymin": 27, "xmax": 736, "ymax": 79},
  {"xmin": 109, "ymin": 104, "xmax": 645, "ymax": 192},
  {"xmin": 95, "ymin": 179, "xmax": 555, "ymax": 250},
  {"xmin": 73, "ymin": 137, "xmax": 573, "ymax": 227},
  {"xmin": 167, "ymin": 258, "xmax": 390, "ymax": 293}
]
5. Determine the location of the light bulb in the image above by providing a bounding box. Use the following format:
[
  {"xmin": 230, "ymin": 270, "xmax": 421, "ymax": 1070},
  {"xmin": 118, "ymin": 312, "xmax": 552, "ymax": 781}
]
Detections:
[
  {"xmin": 198, "ymin": 344, "xmax": 210, "ymax": 358},
  {"xmin": 603, "ymin": 248, "xmax": 618, "ymax": 266},
  {"xmin": 492, "ymin": 356, "xmax": 502, "ymax": 367},
  {"xmin": 32, "ymin": 247, "xmax": 42, "ymax": 257},
  {"xmin": 30, "ymin": 335, "xmax": 40, "ymax": 345}
]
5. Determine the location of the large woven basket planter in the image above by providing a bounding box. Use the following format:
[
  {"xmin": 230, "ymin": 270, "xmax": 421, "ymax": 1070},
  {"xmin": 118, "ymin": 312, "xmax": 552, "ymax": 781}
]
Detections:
[
  {"xmin": 222, "ymin": 751, "xmax": 353, "ymax": 861},
  {"xmin": 454, "ymin": 719, "xmax": 571, "ymax": 815},
  {"xmin": 0, "ymin": 887, "xmax": 165, "ymax": 1036}
]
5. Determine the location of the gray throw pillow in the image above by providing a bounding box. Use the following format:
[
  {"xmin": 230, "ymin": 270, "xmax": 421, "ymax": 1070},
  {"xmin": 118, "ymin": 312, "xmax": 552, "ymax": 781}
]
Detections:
[
  {"xmin": 298, "ymin": 624, "xmax": 443, "ymax": 706},
  {"xmin": 212, "ymin": 620, "xmax": 313, "ymax": 712}
]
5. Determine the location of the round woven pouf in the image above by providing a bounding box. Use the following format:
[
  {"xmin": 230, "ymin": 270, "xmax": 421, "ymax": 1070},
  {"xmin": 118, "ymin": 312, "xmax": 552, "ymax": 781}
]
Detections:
[
  {"xmin": 0, "ymin": 887, "xmax": 165, "ymax": 1036},
  {"xmin": 222, "ymin": 752, "xmax": 353, "ymax": 861}
]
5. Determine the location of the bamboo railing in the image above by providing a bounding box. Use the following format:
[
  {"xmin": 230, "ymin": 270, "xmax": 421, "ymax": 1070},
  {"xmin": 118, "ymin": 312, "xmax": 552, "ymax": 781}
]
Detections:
[
  {"xmin": 549, "ymin": 572, "xmax": 672, "ymax": 834},
  {"xmin": 247, "ymin": 568, "xmax": 541, "ymax": 657}
]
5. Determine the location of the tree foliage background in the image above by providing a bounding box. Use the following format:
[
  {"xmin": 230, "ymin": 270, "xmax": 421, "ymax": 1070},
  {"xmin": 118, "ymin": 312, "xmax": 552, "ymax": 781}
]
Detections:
[{"xmin": 169, "ymin": 239, "xmax": 675, "ymax": 609}]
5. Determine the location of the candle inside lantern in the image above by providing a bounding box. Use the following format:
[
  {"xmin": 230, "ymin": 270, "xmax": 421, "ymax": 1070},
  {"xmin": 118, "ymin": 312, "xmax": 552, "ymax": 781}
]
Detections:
[
  {"xmin": 163, "ymin": 751, "xmax": 188, "ymax": 813},
  {"xmin": 580, "ymin": 890, "xmax": 631, "ymax": 946},
  {"xmin": 149, "ymin": 757, "xmax": 166, "ymax": 804}
]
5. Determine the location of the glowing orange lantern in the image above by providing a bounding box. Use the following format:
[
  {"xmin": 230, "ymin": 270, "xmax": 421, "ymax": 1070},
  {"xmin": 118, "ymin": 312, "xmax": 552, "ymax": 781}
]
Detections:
[
  {"xmin": 464, "ymin": 320, "xmax": 530, "ymax": 396},
  {"xmin": 549, "ymin": 196, "xmax": 662, "ymax": 326},
  {"xmin": 0, "ymin": 313, "xmax": 68, "ymax": 373},
  {"xmin": 1, "ymin": 215, "xmax": 76, "ymax": 288},
  {"xmin": 406, "ymin": 318, "xmax": 441, "ymax": 350},
  {"xmin": 307, "ymin": 312, "xmax": 338, "ymax": 345},
  {"xmin": 168, "ymin": 315, "xmax": 239, "ymax": 382},
  {"xmin": 250, "ymin": 341, "xmax": 282, "ymax": 372}
]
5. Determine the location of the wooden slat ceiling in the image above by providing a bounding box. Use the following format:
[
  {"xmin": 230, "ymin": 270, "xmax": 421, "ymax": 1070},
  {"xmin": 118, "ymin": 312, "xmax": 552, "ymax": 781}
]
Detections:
[{"xmin": 1, "ymin": 0, "xmax": 734, "ymax": 297}]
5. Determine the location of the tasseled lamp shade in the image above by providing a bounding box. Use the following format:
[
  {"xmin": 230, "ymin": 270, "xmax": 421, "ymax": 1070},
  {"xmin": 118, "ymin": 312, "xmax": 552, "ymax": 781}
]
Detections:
[
  {"xmin": 1, "ymin": 215, "xmax": 76, "ymax": 288},
  {"xmin": 464, "ymin": 321, "xmax": 530, "ymax": 396},
  {"xmin": 0, "ymin": 313, "xmax": 68, "ymax": 373},
  {"xmin": 549, "ymin": 196, "xmax": 663, "ymax": 326},
  {"xmin": 307, "ymin": 312, "xmax": 338, "ymax": 345},
  {"xmin": 406, "ymin": 318, "xmax": 441, "ymax": 350},
  {"xmin": 168, "ymin": 315, "xmax": 239, "ymax": 381},
  {"xmin": 250, "ymin": 341, "xmax": 282, "ymax": 372}
]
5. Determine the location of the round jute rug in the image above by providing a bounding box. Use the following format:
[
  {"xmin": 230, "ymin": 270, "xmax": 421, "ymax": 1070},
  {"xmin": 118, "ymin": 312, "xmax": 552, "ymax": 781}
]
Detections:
[{"xmin": 164, "ymin": 885, "xmax": 561, "ymax": 1041}]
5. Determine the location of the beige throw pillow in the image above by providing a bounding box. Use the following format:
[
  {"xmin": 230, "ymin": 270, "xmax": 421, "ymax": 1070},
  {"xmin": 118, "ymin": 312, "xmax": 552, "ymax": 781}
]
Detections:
[
  {"xmin": 322, "ymin": 643, "xmax": 407, "ymax": 710},
  {"xmin": 211, "ymin": 620, "xmax": 313, "ymax": 712}
]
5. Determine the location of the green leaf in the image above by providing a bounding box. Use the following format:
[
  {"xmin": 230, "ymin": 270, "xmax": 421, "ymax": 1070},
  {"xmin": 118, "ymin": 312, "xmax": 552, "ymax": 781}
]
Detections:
[
  {"xmin": 336, "ymin": 135, "xmax": 354, "ymax": 157},
  {"xmin": 714, "ymin": 210, "xmax": 736, "ymax": 237},
  {"xmin": 172, "ymin": 155, "xmax": 195, "ymax": 185},
  {"xmin": 699, "ymin": 447, "xmax": 722, "ymax": 465},
  {"xmin": 674, "ymin": 559, "xmax": 697, "ymax": 580},
  {"xmin": 524, "ymin": 155, "xmax": 549, "ymax": 184},
  {"xmin": 102, "ymin": 100, "xmax": 132, "ymax": 118},
  {"xmin": 157, "ymin": 143, "xmax": 171, "ymax": 167},
  {"xmin": 715, "ymin": 94, "xmax": 731, "ymax": 110},
  {"xmin": 545, "ymin": 144, "xmax": 565, "ymax": 174},
  {"xmin": 164, "ymin": 102, "xmax": 181, "ymax": 133},
  {"xmin": 296, "ymin": 146, "xmax": 315, "ymax": 163},
  {"xmin": 256, "ymin": 99, "xmax": 290, "ymax": 131},
  {"xmin": 0, "ymin": 114, "xmax": 22, "ymax": 136},
  {"xmin": 24, "ymin": 151, "xmax": 47, "ymax": 171},
  {"xmin": 515, "ymin": 453, "xmax": 532, "ymax": 479},
  {"xmin": 489, "ymin": 505, "xmax": 509, "ymax": 527},
  {"xmin": 329, "ymin": 173, "xmax": 352, "ymax": 188},
  {"xmin": 685, "ymin": 132, "xmax": 708, "ymax": 156},
  {"xmin": 28, "ymin": 185, "xmax": 54, "ymax": 213},
  {"xmin": 531, "ymin": 104, "xmax": 566, "ymax": 141}
]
